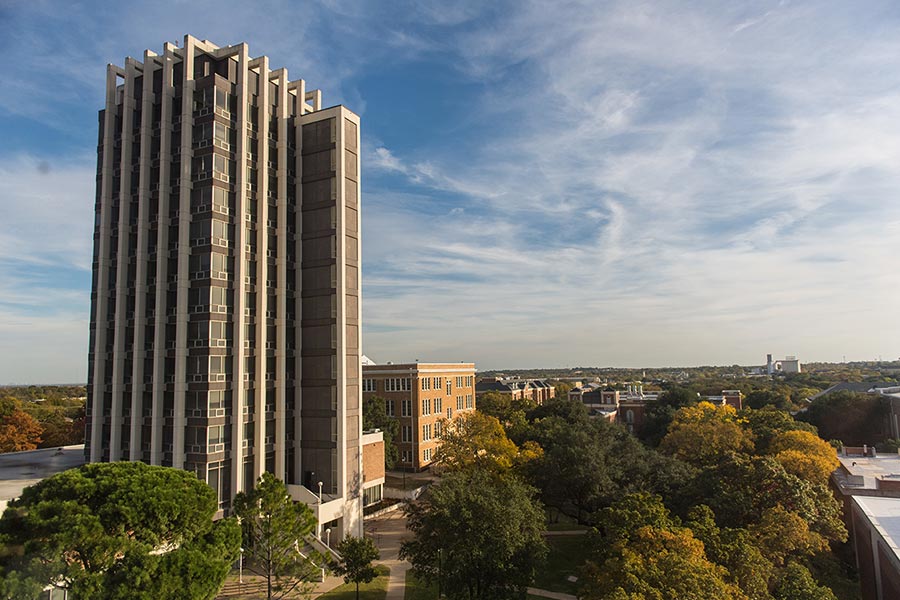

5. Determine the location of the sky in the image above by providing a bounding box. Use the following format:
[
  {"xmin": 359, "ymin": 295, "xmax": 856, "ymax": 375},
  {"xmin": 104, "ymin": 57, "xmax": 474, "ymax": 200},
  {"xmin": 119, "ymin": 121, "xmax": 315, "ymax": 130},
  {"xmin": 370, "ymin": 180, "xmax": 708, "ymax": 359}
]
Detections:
[{"xmin": 1, "ymin": 0, "xmax": 899, "ymax": 383}]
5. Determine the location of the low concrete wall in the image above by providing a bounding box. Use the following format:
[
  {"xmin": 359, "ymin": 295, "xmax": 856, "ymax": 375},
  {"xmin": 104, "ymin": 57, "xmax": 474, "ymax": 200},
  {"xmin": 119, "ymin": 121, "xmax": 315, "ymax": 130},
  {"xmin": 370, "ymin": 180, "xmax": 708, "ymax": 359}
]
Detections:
[
  {"xmin": 384, "ymin": 485, "xmax": 428, "ymax": 501},
  {"xmin": 363, "ymin": 501, "xmax": 404, "ymax": 520}
]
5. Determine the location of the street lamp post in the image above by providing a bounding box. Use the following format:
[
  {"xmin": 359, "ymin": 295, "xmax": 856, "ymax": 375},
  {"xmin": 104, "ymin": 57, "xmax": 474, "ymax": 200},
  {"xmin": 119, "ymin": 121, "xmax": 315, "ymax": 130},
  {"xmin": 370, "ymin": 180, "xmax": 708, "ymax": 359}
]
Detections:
[
  {"xmin": 318, "ymin": 481, "xmax": 323, "ymax": 502},
  {"xmin": 325, "ymin": 527, "xmax": 331, "ymax": 548},
  {"xmin": 239, "ymin": 547, "xmax": 244, "ymax": 584}
]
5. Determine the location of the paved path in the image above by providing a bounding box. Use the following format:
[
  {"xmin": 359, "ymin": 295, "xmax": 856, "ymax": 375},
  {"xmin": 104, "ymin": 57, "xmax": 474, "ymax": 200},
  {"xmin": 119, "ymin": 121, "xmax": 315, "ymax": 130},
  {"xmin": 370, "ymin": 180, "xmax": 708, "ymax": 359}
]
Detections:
[
  {"xmin": 366, "ymin": 509, "xmax": 412, "ymax": 600},
  {"xmin": 527, "ymin": 587, "xmax": 578, "ymax": 600}
]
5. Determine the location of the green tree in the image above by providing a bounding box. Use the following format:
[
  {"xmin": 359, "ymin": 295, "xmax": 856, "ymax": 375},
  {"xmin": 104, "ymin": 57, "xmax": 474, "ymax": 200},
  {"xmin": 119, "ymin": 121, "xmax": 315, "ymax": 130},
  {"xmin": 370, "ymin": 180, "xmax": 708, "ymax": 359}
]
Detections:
[
  {"xmin": 362, "ymin": 395, "xmax": 399, "ymax": 469},
  {"xmin": 772, "ymin": 561, "xmax": 838, "ymax": 600},
  {"xmin": 36, "ymin": 411, "xmax": 85, "ymax": 448},
  {"xmin": 639, "ymin": 387, "xmax": 699, "ymax": 446},
  {"xmin": 582, "ymin": 494, "xmax": 746, "ymax": 600},
  {"xmin": 0, "ymin": 462, "xmax": 239, "ymax": 599},
  {"xmin": 476, "ymin": 391, "xmax": 535, "ymax": 434},
  {"xmin": 745, "ymin": 390, "xmax": 792, "ymax": 411},
  {"xmin": 686, "ymin": 505, "xmax": 773, "ymax": 600},
  {"xmin": 434, "ymin": 411, "xmax": 540, "ymax": 473},
  {"xmin": 523, "ymin": 407, "xmax": 695, "ymax": 523},
  {"xmin": 232, "ymin": 472, "xmax": 320, "ymax": 600},
  {"xmin": 740, "ymin": 407, "xmax": 817, "ymax": 453},
  {"xmin": 690, "ymin": 455, "xmax": 846, "ymax": 544},
  {"xmin": 333, "ymin": 536, "xmax": 379, "ymax": 600},
  {"xmin": 400, "ymin": 469, "xmax": 547, "ymax": 600},
  {"xmin": 799, "ymin": 390, "xmax": 890, "ymax": 445}
]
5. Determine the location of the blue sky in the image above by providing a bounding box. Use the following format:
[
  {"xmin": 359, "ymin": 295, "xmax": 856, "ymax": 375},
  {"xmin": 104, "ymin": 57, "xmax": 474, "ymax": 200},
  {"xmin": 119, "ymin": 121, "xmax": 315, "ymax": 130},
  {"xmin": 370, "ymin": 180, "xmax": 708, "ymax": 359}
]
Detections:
[{"xmin": 2, "ymin": 0, "xmax": 900, "ymax": 383}]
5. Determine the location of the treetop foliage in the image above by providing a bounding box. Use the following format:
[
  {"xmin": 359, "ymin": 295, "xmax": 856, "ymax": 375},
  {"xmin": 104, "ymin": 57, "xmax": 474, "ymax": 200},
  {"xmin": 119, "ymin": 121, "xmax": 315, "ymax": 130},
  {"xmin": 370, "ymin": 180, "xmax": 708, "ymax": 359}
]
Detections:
[
  {"xmin": 434, "ymin": 411, "xmax": 541, "ymax": 473},
  {"xmin": 232, "ymin": 472, "xmax": 319, "ymax": 600},
  {"xmin": 362, "ymin": 395, "xmax": 399, "ymax": 469},
  {"xmin": 0, "ymin": 462, "xmax": 238, "ymax": 600},
  {"xmin": 799, "ymin": 390, "xmax": 891, "ymax": 446},
  {"xmin": 401, "ymin": 468, "xmax": 547, "ymax": 600}
]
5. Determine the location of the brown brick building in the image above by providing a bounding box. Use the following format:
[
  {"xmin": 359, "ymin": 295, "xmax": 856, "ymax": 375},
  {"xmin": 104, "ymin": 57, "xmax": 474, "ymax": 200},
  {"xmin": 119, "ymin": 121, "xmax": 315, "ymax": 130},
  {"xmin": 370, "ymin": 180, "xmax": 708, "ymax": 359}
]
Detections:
[
  {"xmin": 362, "ymin": 363, "xmax": 476, "ymax": 471},
  {"xmin": 361, "ymin": 430, "xmax": 385, "ymax": 507}
]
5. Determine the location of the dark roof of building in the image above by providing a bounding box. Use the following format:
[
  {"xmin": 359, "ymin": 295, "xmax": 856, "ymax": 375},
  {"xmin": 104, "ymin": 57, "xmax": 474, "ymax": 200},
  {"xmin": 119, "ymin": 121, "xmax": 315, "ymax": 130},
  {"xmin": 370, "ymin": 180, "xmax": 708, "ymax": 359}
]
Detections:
[{"xmin": 810, "ymin": 382, "xmax": 898, "ymax": 400}]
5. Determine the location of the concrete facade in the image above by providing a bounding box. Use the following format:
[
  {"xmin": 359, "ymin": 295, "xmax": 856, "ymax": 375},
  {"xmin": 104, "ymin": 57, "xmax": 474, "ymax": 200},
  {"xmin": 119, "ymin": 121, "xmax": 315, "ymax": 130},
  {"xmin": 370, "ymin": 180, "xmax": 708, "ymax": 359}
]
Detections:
[
  {"xmin": 362, "ymin": 363, "xmax": 476, "ymax": 471},
  {"xmin": 86, "ymin": 35, "xmax": 363, "ymax": 538},
  {"xmin": 851, "ymin": 496, "xmax": 900, "ymax": 600}
]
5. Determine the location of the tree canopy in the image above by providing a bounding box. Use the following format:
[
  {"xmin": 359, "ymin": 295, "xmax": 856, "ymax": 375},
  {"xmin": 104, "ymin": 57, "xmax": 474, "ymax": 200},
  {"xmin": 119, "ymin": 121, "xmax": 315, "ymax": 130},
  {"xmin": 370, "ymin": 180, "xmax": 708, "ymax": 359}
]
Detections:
[
  {"xmin": 660, "ymin": 402, "xmax": 755, "ymax": 466},
  {"xmin": 520, "ymin": 400, "xmax": 695, "ymax": 523},
  {"xmin": 0, "ymin": 462, "xmax": 239, "ymax": 599},
  {"xmin": 767, "ymin": 430, "xmax": 840, "ymax": 484},
  {"xmin": 582, "ymin": 494, "xmax": 746, "ymax": 600},
  {"xmin": 333, "ymin": 535, "xmax": 380, "ymax": 600},
  {"xmin": 232, "ymin": 472, "xmax": 319, "ymax": 600},
  {"xmin": 401, "ymin": 468, "xmax": 547, "ymax": 600},
  {"xmin": 434, "ymin": 411, "xmax": 541, "ymax": 473},
  {"xmin": 799, "ymin": 390, "xmax": 890, "ymax": 445},
  {"xmin": 362, "ymin": 395, "xmax": 399, "ymax": 469},
  {"xmin": 0, "ymin": 398, "xmax": 42, "ymax": 452}
]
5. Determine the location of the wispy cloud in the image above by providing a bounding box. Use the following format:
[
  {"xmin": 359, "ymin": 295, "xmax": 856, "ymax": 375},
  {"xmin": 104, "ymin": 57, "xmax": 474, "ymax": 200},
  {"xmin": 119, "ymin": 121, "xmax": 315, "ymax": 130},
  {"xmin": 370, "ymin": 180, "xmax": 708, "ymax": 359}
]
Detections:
[
  {"xmin": 3, "ymin": 0, "xmax": 900, "ymax": 380},
  {"xmin": 361, "ymin": 0, "xmax": 900, "ymax": 367}
]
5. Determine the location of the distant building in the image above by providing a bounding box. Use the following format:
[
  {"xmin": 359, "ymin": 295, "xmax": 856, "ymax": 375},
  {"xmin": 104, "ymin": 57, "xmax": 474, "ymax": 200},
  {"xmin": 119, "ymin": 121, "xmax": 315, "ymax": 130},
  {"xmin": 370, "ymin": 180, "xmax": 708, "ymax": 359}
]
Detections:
[
  {"xmin": 767, "ymin": 354, "xmax": 801, "ymax": 374},
  {"xmin": 706, "ymin": 390, "xmax": 743, "ymax": 410},
  {"xmin": 811, "ymin": 382, "xmax": 900, "ymax": 402},
  {"xmin": 475, "ymin": 377, "xmax": 555, "ymax": 405},
  {"xmin": 362, "ymin": 363, "xmax": 476, "ymax": 471},
  {"xmin": 569, "ymin": 383, "xmax": 660, "ymax": 433},
  {"xmin": 569, "ymin": 385, "xmax": 743, "ymax": 432}
]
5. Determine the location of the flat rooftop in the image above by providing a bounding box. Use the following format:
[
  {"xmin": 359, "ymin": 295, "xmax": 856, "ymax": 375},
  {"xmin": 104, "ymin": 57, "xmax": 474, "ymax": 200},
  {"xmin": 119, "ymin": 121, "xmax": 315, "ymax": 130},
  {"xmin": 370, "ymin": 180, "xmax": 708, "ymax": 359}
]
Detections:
[
  {"xmin": 853, "ymin": 495, "xmax": 900, "ymax": 559},
  {"xmin": 837, "ymin": 454, "xmax": 900, "ymax": 489},
  {"xmin": 0, "ymin": 445, "xmax": 85, "ymax": 502},
  {"xmin": 362, "ymin": 363, "xmax": 475, "ymax": 373}
]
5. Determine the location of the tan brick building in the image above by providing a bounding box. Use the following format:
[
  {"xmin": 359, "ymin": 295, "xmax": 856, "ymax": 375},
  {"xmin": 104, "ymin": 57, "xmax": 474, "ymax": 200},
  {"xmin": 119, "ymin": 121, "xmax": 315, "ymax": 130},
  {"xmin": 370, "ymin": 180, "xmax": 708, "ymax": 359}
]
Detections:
[{"xmin": 362, "ymin": 363, "xmax": 476, "ymax": 471}]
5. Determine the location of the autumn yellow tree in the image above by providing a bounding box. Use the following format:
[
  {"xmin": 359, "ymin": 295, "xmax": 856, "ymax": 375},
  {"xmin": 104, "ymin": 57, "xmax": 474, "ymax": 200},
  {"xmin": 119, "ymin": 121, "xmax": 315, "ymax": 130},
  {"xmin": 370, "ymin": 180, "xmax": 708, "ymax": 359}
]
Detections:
[
  {"xmin": 0, "ymin": 399, "xmax": 42, "ymax": 453},
  {"xmin": 433, "ymin": 411, "xmax": 541, "ymax": 472},
  {"xmin": 583, "ymin": 493, "xmax": 747, "ymax": 600},
  {"xmin": 749, "ymin": 505, "xmax": 829, "ymax": 566},
  {"xmin": 660, "ymin": 402, "xmax": 754, "ymax": 466},
  {"xmin": 768, "ymin": 430, "xmax": 839, "ymax": 484}
]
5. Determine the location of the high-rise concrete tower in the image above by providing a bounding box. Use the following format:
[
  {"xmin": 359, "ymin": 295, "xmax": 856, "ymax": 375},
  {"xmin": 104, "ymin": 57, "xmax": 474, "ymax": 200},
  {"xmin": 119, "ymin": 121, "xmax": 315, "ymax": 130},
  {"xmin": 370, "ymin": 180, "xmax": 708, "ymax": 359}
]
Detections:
[{"xmin": 86, "ymin": 35, "xmax": 363, "ymax": 537}]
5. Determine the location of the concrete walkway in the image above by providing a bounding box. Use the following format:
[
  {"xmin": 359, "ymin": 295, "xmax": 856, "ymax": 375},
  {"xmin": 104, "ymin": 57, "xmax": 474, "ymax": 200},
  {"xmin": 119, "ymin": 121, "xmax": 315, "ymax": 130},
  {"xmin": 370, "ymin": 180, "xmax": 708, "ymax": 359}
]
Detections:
[
  {"xmin": 527, "ymin": 587, "xmax": 578, "ymax": 600},
  {"xmin": 366, "ymin": 509, "xmax": 412, "ymax": 600}
]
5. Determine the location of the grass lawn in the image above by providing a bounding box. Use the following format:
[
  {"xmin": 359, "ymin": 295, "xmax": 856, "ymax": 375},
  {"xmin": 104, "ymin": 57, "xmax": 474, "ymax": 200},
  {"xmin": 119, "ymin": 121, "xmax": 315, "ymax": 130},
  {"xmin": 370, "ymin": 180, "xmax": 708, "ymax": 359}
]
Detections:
[
  {"xmin": 532, "ymin": 535, "xmax": 587, "ymax": 595},
  {"xmin": 403, "ymin": 571, "xmax": 437, "ymax": 600},
  {"xmin": 318, "ymin": 565, "xmax": 390, "ymax": 600}
]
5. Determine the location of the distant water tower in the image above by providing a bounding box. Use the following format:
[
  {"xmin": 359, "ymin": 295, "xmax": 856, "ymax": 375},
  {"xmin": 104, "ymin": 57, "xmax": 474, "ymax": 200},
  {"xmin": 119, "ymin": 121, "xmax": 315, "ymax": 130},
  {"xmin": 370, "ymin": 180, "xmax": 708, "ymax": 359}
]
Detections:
[{"xmin": 766, "ymin": 354, "xmax": 774, "ymax": 375}]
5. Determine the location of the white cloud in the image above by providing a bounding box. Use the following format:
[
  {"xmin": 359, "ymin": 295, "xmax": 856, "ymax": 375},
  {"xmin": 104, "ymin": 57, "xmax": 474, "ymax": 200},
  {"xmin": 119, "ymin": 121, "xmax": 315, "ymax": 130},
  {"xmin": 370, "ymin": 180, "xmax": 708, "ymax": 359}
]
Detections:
[
  {"xmin": 361, "ymin": 0, "xmax": 900, "ymax": 368},
  {"xmin": 4, "ymin": 0, "xmax": 900, "ymax": 378}
]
